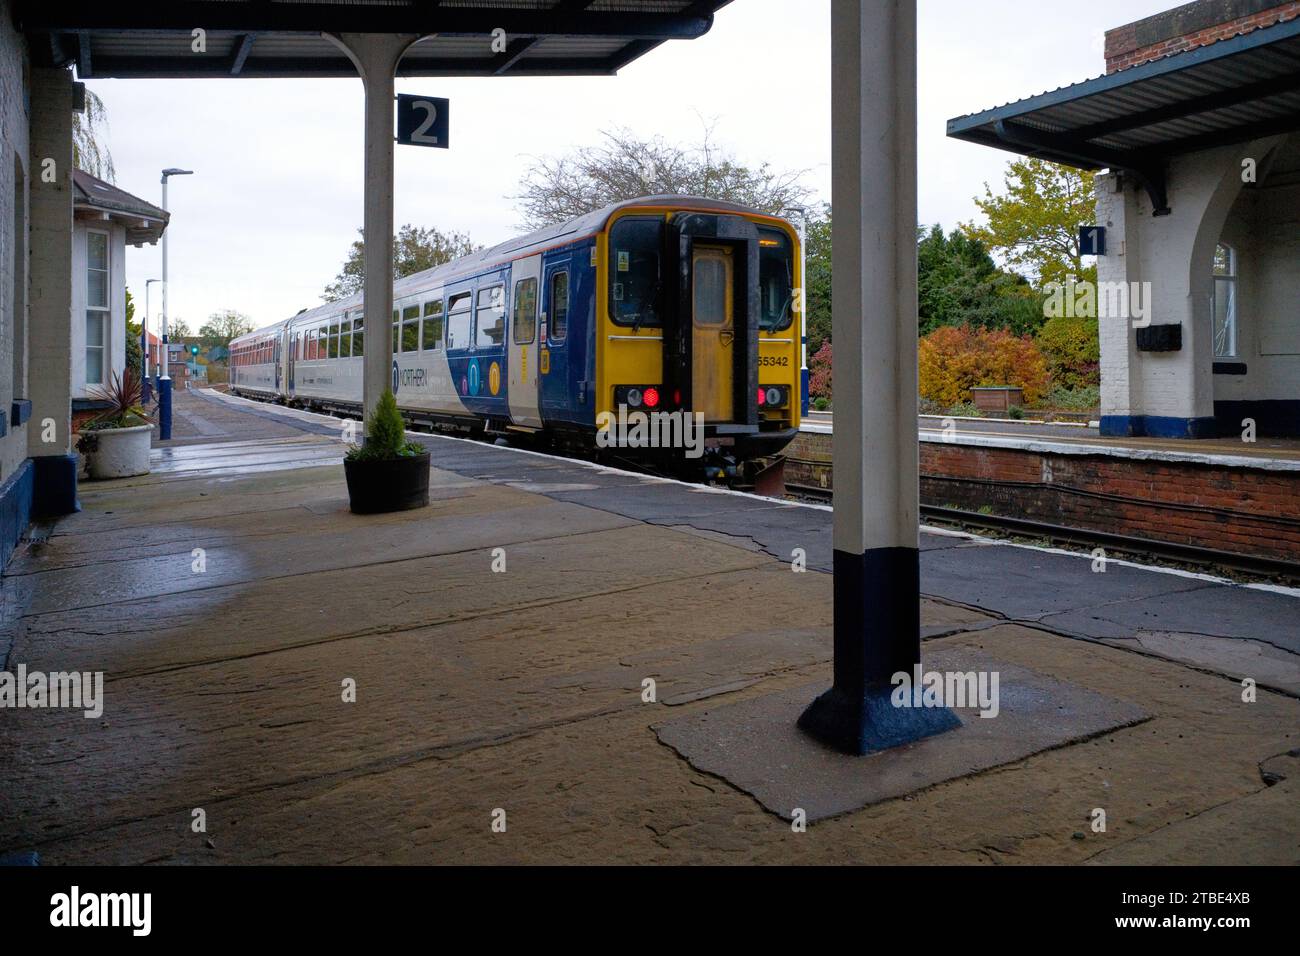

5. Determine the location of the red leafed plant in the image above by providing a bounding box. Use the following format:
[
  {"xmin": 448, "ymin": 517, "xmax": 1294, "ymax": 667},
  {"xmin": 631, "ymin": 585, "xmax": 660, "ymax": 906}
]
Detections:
[{"xmin": 77, "ymin": 367, "xmax": 152, "ymax": 453}]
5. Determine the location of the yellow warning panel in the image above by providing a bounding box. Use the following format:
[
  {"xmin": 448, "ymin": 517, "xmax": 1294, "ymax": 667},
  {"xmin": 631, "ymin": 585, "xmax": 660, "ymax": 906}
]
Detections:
[{"xmin": 541, "ymin": 349, "xmax": 550, "ymax": 375}]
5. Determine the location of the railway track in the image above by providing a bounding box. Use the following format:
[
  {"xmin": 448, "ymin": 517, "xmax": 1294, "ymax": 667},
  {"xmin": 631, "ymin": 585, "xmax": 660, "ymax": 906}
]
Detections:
[{"xmin": 785, "ymin": 481, "xmax": 1300, "ymax": 585}]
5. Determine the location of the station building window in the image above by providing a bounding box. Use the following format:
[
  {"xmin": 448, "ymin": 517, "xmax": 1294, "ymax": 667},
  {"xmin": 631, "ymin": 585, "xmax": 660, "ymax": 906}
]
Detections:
[
  {"xmin": 1212, "ymin": 243, "xmax": 1237, "ymax": 359},
  {"xmin": 85, "ymin": 230, "xmax": 109, "ymax": 384},
  {"xmin": 550, "ymin": 271, "xmax": 569, "ymax": 341},
  {"xmin": 422, "ymin": 300, "xmax": 443, "ymax": 350},
  {"xmin": 513, "ymin": 277, "xmax": 537, "ymax": 345}
]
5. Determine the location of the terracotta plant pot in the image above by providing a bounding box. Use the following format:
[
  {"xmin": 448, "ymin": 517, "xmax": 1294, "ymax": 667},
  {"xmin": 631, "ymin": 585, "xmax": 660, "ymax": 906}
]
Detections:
[{"xmin": 343, "ymin": 451, "xmax": 430, "ymax": 514}]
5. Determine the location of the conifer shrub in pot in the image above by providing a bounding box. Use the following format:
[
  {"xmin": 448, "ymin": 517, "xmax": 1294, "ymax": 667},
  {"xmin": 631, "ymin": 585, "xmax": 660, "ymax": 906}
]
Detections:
[
  {"xmin": 343, "ymin": 388, "xmax": 430, "ymax": 514},
  {"xmin": 75, "ymin": 367, "xmax": 154, "ymax": 480}
]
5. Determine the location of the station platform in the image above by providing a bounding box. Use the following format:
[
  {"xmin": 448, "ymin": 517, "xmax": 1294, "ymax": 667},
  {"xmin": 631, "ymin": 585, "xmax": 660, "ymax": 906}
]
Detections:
[
  {"xmin": 801, "ymin": 411, "xmax": 1300, "ymax": 469},
  {"xmin": 790, "ymin": 411, "xmax": 1300, "ymax": 564},
  {"xmin": 1, "ymin": 387, "xmax": 1296, "ymax": 864}
]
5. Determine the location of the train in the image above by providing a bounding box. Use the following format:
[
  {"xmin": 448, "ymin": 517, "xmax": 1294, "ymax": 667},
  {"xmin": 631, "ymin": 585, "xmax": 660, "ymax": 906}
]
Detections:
[{"xmin": 229, "ymin": 195, "xmax": 802, "ymax": 476}]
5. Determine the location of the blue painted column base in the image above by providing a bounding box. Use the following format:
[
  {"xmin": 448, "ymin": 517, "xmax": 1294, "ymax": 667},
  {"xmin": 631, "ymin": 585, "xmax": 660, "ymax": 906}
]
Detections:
[
  {"xmin": 32, "ymin": 454, "xmax": 80, "ymax": 520},
  {"xmin": 799, "ymin": 547, "xmax": 961, "ymax": 755},
  {"xmin": 158, "ymin": 377, "xmax": 173, "ymax": 441}
]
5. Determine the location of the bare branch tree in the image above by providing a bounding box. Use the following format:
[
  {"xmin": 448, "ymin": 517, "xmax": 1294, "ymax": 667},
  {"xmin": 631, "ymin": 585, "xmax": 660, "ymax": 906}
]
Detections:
[{"xmin": 512, "ymin": 125, "xmax": 811, "ymax": 230}]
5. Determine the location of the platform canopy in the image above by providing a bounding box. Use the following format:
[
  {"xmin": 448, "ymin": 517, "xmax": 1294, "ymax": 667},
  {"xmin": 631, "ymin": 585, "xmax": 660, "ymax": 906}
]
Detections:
[
  {"xmin": 947, "ymin": 16, "xmax": 1300, "ymax": 213},
  {"xmin": 22, "ymin": 0, "xmax": 731, "ymax": 78}
]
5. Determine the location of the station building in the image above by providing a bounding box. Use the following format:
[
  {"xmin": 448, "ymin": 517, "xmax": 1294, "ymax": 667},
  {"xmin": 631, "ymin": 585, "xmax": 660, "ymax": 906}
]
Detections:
[
  {"xmin": 949, "ymin": 0, "xmax": 1300, "ymax": 439},
  {"xmin": 70, "ymin": 169, "xmax": 168, "ymax": 429}
]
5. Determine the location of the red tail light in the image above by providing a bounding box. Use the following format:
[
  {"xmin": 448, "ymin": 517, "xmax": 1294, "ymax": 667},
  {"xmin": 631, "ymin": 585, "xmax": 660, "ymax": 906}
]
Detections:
[
  {"xmin": 643, "ymin": 387, "xmax": 660, "ymax": 409},
  {"xmin": 757, "ymin": 387, "xmax": 767, "ymax": 406}
]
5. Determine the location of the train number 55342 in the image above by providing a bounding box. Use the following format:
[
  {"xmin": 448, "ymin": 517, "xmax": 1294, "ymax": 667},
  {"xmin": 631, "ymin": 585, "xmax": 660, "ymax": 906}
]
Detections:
[{"xmin": 759, "ymin": 355, "xmax": 789, "ymax": 367}]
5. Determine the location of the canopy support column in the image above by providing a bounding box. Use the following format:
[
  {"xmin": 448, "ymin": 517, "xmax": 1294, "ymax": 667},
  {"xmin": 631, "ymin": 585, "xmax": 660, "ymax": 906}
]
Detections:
[{"xmin": 798, "ymin": 0, "xmax": 958, "ymax": 755}]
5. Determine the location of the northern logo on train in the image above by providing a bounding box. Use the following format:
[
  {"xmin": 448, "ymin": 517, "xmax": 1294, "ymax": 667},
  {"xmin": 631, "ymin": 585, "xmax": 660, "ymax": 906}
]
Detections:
[
  {"xmin": 468, "ymin": 360, "xmax": 481, "ymax": 397},
  {"xmin": 488, "ymin": 362, "xmax": 501, "ymax": 396},
  {"xmin": 392, "ymin": 359, "xmax": 399, "ymax": 393}
]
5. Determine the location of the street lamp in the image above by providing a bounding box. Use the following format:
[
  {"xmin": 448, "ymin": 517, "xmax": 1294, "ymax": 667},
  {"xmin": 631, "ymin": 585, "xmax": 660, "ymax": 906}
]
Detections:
[
  {"xmin": 143, "ymin": 277, "xmax": 161, "ymax": 403},
  {"xmin": 159, "ymin": 167, "xmax": 193, "ymax": 440}
]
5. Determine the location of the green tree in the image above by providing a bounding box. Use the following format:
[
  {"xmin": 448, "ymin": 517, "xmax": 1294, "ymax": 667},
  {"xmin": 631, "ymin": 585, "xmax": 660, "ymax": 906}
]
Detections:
[
  {"xmin": 168, "ymin": 317, "xmax": 192, "ymax": 339},
  {"xmin": 802, "ymin": 204, "xmax": 832, "ymax": 355},
  {"xmin": 324, "ymin": 224, "xmax": 479, "ymax": 302},
  {"xmin": 514, "ymin": 125, "xmax": 810, "ymax": 229},
  {"xmin": 73, "ymin": 88, "xmax": 116, "ymax": 182},
  {"xmin": 124, "ymin": 288, "xmax": 142, "ymax": 375},
  {"xmin": 917, "ymin": 225, "xmax": 1041, "ymax": 336},
  {"xmin": 199, "ymin": 309, "xmax": 255, "ymax": 351},
  {"xmin": 963, "ymin": 157, "xmax": 1097, "ymax": 287}
]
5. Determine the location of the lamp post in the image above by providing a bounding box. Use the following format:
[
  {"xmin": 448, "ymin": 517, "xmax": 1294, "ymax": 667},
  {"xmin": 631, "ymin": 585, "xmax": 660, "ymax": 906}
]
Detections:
[
  {"xmin": 159, "ymin": 167, "xmax": 193, "ymax": 440},
  {"xmin": 143, "ymin": 277, "xmax": 161, "ymax": 403}
]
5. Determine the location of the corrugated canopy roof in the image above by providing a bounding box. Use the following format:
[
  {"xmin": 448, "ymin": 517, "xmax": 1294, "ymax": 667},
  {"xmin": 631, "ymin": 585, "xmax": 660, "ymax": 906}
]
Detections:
[
  {"xmin": 946, "ymin": 16, "xmax": 1300, "ymax": 214},
  {"xmin": 22, "ymin": 0, "xmax": 731, "ymax": 78}
]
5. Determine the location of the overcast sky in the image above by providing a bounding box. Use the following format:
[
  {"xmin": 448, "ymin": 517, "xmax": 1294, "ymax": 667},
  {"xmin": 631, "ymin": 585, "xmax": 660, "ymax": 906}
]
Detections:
[{"xmin": 86, "ymin": 0, "xmax": 1174, "ymax": 334}]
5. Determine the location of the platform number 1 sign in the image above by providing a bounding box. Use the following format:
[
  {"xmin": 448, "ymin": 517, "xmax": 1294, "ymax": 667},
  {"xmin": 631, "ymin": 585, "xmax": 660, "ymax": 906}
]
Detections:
[
  {"xmin": 396, "ymin": 95, "xmax": 449, "ymax": 149},
  {"xmin": 1079, "ymin": 225, "xmax": 1105, "ymax": 256}
]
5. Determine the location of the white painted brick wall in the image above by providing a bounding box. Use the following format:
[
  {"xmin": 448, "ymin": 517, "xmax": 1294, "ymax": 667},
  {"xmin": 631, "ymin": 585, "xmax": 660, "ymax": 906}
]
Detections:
[{"xmin": 0, "ymin": 0, "xmax": 30, "ymax": 479}]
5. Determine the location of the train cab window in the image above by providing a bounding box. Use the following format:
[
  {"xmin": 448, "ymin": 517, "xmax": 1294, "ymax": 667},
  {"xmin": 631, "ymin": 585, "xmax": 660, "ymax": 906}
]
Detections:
[
  {"xmin": 446, "ymin": 291, "xmax": 472, "ymax": 350},
  {"xmin": 353, "ymin": 316, "xmax": 364, "ymax": 357},
  {"xmin": 475, "ymin": 285, "xmax": 505, "ymax": 348},
  {"xmin": 402, "ymin": 305, "xmax": 420, "ymax": 353},
  {"xmin": 512, "ymin": 277, "xmax": 537, "ymax": 345},
  {"xmin": 758, "ymin": 228, "xmax": 794, "ymax": 332},
  {"xmin": 340, "ymin": 319, "xmax": 353, "ymax": 358},
  {"xmin": 608, "ymin": 217, "xmax": 662, "ymax": 328},
  {"xmin": 694, "ymin": 257, "xmax": 727, "ymax": 325},
  {"xmin": 550, "ymin": 271, "xmax": 569, "ymax": 341},
  {"xmin": 422, "ymin": 300, "xmax": 443, "ymax": 350}
]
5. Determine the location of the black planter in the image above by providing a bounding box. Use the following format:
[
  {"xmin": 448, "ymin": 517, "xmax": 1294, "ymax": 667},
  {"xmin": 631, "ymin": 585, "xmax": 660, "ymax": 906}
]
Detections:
[{"xmin": 343, "ymin": 451, "xmax": 431, "ymax": 514}]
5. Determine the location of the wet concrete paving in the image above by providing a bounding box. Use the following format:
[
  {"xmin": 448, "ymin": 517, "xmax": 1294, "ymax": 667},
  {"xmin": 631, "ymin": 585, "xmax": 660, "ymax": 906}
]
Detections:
[{"xmin": 0, "ymin": 387, "xmax": 1296, "ymax": 864}]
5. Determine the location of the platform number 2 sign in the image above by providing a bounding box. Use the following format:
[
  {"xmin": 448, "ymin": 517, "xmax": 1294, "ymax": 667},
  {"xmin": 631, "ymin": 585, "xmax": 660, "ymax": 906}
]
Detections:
[{"xmin": 396, "ymin": 95, "xmax": 449, "ymax": 149}]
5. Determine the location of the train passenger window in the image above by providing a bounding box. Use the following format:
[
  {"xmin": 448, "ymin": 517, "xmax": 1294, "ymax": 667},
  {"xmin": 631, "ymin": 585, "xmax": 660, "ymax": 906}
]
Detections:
[
  {"xmin": 608, "ymin": 217, "xmax": 662, "ymax": 327},
  {"xmin": 328, "ymin": 322, "xmax": 340, "ymax": 359},
  {"xmin": 446, "ymin": 291, "xmax": 472, "ymax": 350},
  {"xmin": 340, "ymin": 319, "xmax": 353, "ymax": 358},
  {"xmin": 758, "ymin": 228, "xmax": 794, "ymax": 332},
  {"xmin": 422, "ymin": 300, "xmax": 443, "ymax": 350},
  {"xmin": 392, "ymin": 310, "xmax": 401, "ymax": 354},
  {"xmin": 475, "ymin": 285, "xmax": 505, "ymax": 348},
  {"xmin": 353, "ymin": 316, "xmax": 364, "ymax": 357},
  {"xmin": 512, "ymin": 277, "xmax": 537, "ymax": 345},
  {"xmin": 402, "ymin": 305, "xmax": 420, "ymax": 352},
  {"xmin": 550, "ymin": 271, "xmax": 569, "ymax": 341}
]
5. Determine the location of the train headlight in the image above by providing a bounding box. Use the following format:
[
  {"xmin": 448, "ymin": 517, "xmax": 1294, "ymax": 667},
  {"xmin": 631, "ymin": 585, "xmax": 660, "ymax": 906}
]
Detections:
[
  {"xmin": 759, "ymin": 386, "xmax": 787, "ymax": 408},
  {"xmin": 626, "ymin": 388, "xmax": 643, "ymax": 408}
]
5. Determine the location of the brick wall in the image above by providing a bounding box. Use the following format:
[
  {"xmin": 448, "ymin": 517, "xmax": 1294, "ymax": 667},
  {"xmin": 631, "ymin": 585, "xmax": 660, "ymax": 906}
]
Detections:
[
  {"xmin": 1105, "ymin": 0, "xmax": 1300, "ymax": 72},
  {"xmin": 782, "ymin": 430, "xmax": 1300, "ymax": 562},
  {"xmin": 0, "ymin": 0, "xmax": 30, "ymax": 482}
]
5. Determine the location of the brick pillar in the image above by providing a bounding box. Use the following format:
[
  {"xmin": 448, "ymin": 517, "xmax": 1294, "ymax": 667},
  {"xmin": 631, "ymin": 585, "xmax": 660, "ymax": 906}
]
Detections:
[{"xmin": 27, "ymin": 66, "xmax": 78, "ymax": 516}]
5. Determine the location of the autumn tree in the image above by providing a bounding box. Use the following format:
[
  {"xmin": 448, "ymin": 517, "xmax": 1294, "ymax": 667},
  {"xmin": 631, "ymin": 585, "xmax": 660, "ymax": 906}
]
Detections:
[
  {"xmin": 199, "ymin": 309, "xmax": 256, "ymax": 351},
  {"xmin": 514, "ymin": 125, "xmax": 810, "ymax": 229},
  {"xmin": 962, "ymin": 157, "xmax": 1096, "ymax": 287},
  {"xmin": 324, "ymin": 224, "xmax": 479, "ymax": 302},
  {"xmin": 802, "ymin": 204, "xmax": 832, "ymax": 354}
]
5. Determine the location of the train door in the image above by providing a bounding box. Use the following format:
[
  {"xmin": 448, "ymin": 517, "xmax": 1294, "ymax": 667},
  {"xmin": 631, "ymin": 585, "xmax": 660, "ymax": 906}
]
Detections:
[
  {"xmin": 539, "ymin": 256, "xmax": 571, "ymax": 422},
  {"xmin": 691, "ymin": 245, "xmax": 735, "ymax": 421},
  {"xmin": 285, "ymin": 326, "xmax": 296, "ymax": 399},
  {"xmin": 274, "ymin": 335, "xmax": 283, "ymax": 393},
  {"xmin": 507, "ymin": 254, "xmax": 542, "ymax": 427}
]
